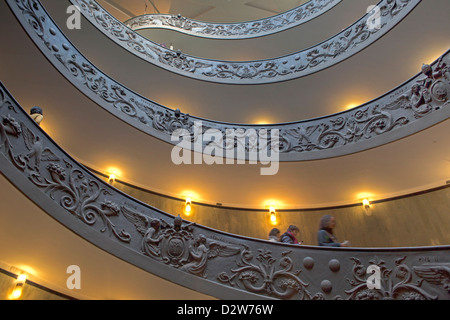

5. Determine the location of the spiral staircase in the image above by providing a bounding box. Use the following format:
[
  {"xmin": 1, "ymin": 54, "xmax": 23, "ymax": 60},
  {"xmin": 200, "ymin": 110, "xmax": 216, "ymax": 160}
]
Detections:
[{"xmin": 0, "ymin": 0, "xmax": 449, "ymax": 300}]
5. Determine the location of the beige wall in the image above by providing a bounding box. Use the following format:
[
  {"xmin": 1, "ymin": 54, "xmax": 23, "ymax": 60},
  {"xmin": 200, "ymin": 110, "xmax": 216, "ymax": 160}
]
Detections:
[{"xmin": 104, "ymin": 175, "xmax": 450, "ymax": 248}]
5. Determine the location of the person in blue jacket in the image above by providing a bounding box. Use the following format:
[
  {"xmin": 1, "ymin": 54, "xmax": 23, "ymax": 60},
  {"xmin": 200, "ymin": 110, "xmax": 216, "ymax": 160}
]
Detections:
[{"xmin": 318, "ymin": 215, "xmax": 349, "ymax": 247}]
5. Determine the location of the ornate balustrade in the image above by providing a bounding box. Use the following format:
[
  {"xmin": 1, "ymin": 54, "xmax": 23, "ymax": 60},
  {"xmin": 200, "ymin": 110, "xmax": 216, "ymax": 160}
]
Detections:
[
  {"xmin": 6, "ymin": 0, "xmax": 449, "ymax": 163},
  {"xmin": 70, "ymin": 0, "xmax": 420, "ymax": 84},
  {"xmin": 0, "ymin": 81, "xmax": 449, "ymax": 299},
  {"xmin": 123, "ymin": 0, "xmax": 342, "ymax": 39}
]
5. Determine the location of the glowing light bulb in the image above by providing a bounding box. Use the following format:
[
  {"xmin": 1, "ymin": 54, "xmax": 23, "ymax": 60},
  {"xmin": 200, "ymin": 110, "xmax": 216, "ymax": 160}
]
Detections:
[
  {"xmin": 9, "ymin": 274, "xmax": 27, "ymax": 300},
  {"xmin": 269, "ymin": 207, "xmax": 277, "ymax": 224},
  {"xmin": 185, "ymin": 198, "xmax": 192, "ymax": 215},
  {"xmin": 362, "ymin": 199, "xmax": 371, "ymax": 208}
]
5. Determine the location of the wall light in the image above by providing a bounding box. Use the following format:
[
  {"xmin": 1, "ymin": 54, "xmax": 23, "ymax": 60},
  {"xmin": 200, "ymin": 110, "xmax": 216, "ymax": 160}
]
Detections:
[
  {"xmin": 106, "ymin": 167, "xmax": 122, "ymax": 184},
  {"xmin": 269, "ymin": 206, "xmax": 277, "ymax": 225},
  {"xmin": 9, "ymin": 273, "xmax": 27, "ymax": 300},
  {"xmin": 362, "ymin": 198, "xmax": 372, "ymax": 216},
  {"xmin": 108, "ymin": 173, "xmax": 116, "ymax": 184},
  {"xmin": 184, "ymin": 197, "xmax": 192, "ymax": 216}
]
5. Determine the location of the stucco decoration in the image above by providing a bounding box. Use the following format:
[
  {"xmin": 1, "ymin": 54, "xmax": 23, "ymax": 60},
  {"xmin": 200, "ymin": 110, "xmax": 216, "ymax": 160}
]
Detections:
[
  {"xmin": 6, "ymin": 0, "xmax": 449, "ymax": 163},
  {"xmin": 124, "ymin": 0, "xmax": 342, "ymax": 39},
  {"xmin": 71, "ymin": 0, "xmax": 420, "ymax": 84},
  {"xmin": 1, "ymin": 81, "xmax": 449, "ymax": 299}
]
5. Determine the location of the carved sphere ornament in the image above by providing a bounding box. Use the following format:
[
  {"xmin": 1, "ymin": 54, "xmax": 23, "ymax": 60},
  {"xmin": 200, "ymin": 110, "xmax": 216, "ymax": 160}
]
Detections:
[
  {"xmin": 1, "ymin": 0, "xmax": 449, "ymax": 300},
  {"xmin": 303, "ymin": 257, "xmax": 315, "ymax": 270},
  {"xmin": 329, "ymin": 259, "xmax": 341, "ymax": 272},
  {"xmin": 1, "ymin": 78, "xmax": 449, "ymax": 300}
]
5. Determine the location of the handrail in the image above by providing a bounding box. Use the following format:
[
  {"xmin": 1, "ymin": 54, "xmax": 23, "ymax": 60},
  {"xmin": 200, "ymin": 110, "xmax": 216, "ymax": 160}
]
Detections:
[
  {"xmin": 0, "ymin": 81, "xmax": 449, "ymax": 300},
  {"xmin": 6, "ymin": 0, "xmax": 449, "ymax": 163},
  {"xmin": 70, "ymin": 0, "xmax": 421, "ymax": 84},
  {"xmin": 124, "ymin": 0, "xmax": 342, "ymax": 39}
]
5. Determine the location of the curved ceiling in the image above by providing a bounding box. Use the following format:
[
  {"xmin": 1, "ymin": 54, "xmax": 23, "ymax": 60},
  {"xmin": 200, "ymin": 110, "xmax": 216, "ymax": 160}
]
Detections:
[{"xmin": 1, "ymin": 0, "xmax": 449, "ymax": 211}]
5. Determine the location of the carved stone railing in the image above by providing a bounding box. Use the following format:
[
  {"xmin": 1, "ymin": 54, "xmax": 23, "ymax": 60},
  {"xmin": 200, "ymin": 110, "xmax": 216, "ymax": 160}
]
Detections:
[
  {"xmin": 124, "ymin": 0, "xmax": 342, "ymax": 39},
  {"xmin": 70, "ymin": 0, "xmax": 421, "ymax": 84},
  {"xmin": 6, "ymin": 0, "xmax": 450, "ymax": 164},
  {"xmin": 1, "ymin": 81, "xmax": 449, "ymax": 300}
]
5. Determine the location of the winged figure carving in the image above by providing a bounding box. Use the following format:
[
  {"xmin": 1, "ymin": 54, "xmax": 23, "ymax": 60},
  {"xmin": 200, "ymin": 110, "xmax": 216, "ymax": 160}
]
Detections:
[
  {"xmin": 414, "ymin": 263, "xmax": 450, "ymax": 293},
  {"xmin": 21, "ymin": 122, "xmax": 59, "ymax": 168}
]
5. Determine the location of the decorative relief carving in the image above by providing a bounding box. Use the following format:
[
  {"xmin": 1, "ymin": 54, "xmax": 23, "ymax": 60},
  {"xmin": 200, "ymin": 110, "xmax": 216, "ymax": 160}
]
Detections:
[
  {"xmin": 125, "ymin": 0, "xmax": 342, "ymax": 39},
  {"xmin": 7, "ymin": 0, "xmax": 449, "ymax": 162},
  {"xmin": 217, "ymin": 248, "xmax": 323, "ymax": 300},
  {"xmin": 414, "ymin": 263, "xmax": 450, "ymax": 293},
  {"xmin": 0, "ymin": 119, "xmax": 128, "ymax": 245},
  {"xmin": 343, "ymin": 256, "xmax": 440, "ymax": 300},
  {"xmin": 1, "ymin": 82, "xmax": 449, "ymax": 299},
  {"xmin": 121, "ymin": 207, "xmax": 242, "ymax": 277},
  {"xmin": 70, "ymin": 0, "xmax": 420, "ymax": 84}
]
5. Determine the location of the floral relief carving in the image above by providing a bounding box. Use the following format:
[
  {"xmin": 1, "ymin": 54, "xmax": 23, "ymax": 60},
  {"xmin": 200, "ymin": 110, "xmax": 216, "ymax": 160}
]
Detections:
[
  {"xmin": 125, "ymin": 0, "xmax": 342, "ymax": 39},
  {"xmin": 71, "ymin": 0, "xmax": 419, "ymax": 84},
  {"xmin": 8, "ymin": 0, "xmax": 448, "ymax": 162},
  {"xmin": 217, "ymin": 248, "xmax": 324, "ymax": 300},
  {"xmin": 1, "ymin": 82, "xmax": 449, "ymax": 299},
  {"xmin": 0, "ymin": 101, "xmax": 131, "ymax": 243},
  {"xmin": 343, "ymin": 256, "xmax": 440, "ymax": 300}
]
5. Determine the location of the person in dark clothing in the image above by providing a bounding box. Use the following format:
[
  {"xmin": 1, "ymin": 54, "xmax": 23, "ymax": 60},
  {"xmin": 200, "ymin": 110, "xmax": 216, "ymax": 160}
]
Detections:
[
  {"xmin": 281, "ymin": 225, "xmax": 301, "ymax": 245},
  {"xmin": 317, "ymin": 215, "xmax": 349, "ymax": 247}
]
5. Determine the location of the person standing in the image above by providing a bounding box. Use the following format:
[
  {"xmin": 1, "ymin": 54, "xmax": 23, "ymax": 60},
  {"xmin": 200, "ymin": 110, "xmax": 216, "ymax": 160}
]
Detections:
[{"xmin": 317, "ymin": 215, "xmax": 349, "ymax": 247}]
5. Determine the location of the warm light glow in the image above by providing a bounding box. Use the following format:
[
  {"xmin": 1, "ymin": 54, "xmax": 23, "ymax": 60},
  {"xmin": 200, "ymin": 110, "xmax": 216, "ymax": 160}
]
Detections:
[
  {"xmin": 17, "ymin": 274, "xmax": 27, "ymax": 282},
  {"xmin": 184, "ymin": 197, "xmax": 192, "ymax": 215},
  {"xmin": 108, "ymin": 174, "xmax": 116, "ymax": 184},
  {"xmin": 362, "ymin": 198, "xmax": 371, "ymax": 208},
  {"xmin": 344, "ymin": 102, "xmax": 362, "ymax": 111},
  {"xmin": 269, "ymin": 206, "xmax": 278, "ymax": 225},
  {"xmin": 106, "ymin": 167, "xmax": 122, "ymax": 177},
  {"xmin": 264, "ymin": 199, "xmax": 283, "ymax": 208},
  {"xmin": 270, "ymin": 212, "xmax": 277, "ymax": 222},
  {"xmin": 106, "ymin": 167, "xmax": 122, "ymax": 184},
  {"xmin": 357, "ymin": 192, "xmax": 375, "ymax": 200},
  {"xmin": 10, "ymin": 287, "xmax": 23, "ymax": 300},
  {"xmin": 254, "ymin": 119, "xmax": 272, "ymax": 125},
  {"xmin": 9, "ymin": 274, "xmax": 27, "ymax": 300},
  {"xmin": 13, "ymin": 265, "xmax": 36, "ymax": 278},
  {"xmin": 180, "ymin": 190, "xmax": 201, "ymax": 204}
]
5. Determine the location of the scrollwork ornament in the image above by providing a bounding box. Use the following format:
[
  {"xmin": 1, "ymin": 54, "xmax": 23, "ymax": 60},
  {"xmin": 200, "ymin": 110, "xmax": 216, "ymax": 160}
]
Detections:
[
  {"xmin": 344, "ymin": 256, "xmax": 440, "ymax": 300},
  {"xmin": 218, "ymin": 248, "xmax": 319, "ymax": 300},
  {"xmin": 124, "ymin": 0, "xmax": 342, "ymax": 39},
  {"xmin": 7, "ymin": 0, "xmax": 449, "ymax": 162},
  {"xmin": 1, "ymin": 82, "xmax": 450, "ymax": 299},
  {"xmin": 0, "ymin": 101, "xmax": 132, "ymax": 243},
  {"xmin": 69, "ymin": 0, "xmax": 419, "ymax": 84}
]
